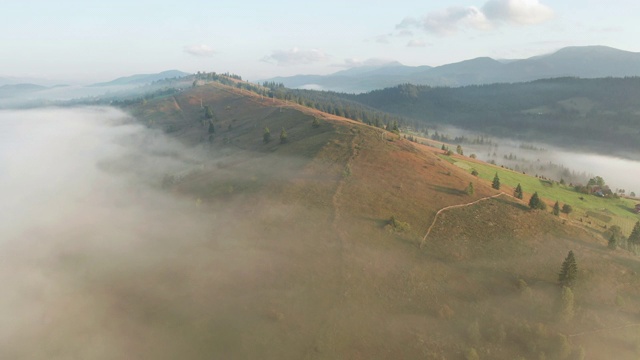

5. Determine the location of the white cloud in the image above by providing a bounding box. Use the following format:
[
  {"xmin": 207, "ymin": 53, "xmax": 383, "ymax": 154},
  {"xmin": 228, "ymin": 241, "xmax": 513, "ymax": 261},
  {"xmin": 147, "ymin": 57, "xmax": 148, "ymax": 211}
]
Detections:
[
  {"xmin": 407, "ymin": 39, "xmax": 429, "ymax": 48},
  {"xmin": 261, "ymin": 48, "xmax": 329, "ymax": 66},
  {"xmin": 183, "ymin": 44, "xmax": 216, "ymax": 57},
  {"xmin": 483, "ymin": 0, "xmax": 554, "ymax": 25},
  {"xmin": 398, "ymin": 0, "xmax": 553, "ymax": 36}
]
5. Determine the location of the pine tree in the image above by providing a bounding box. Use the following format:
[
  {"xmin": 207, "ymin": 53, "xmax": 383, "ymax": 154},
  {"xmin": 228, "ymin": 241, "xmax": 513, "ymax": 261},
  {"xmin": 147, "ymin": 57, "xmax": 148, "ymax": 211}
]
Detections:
[
  {"xmin": 553, "ymin": 201, "xmax": 560, "ymax": 216},
  {"xmin": 558, "ymin": 250, "xmax": 578, "ymax": 288},
  {"xmin": 263, "ymin": 127, "xmax": 271, "ymax": 143},
  {"xmin": 279, "ymin": 127, "xmax": 288, "ymax": 144},
  {"xmin": 492, "ymin": 173, "xmax": 500, "ymax": 190},
  {"xmin": 204, "ymin": 106, "xmax": 214, "ymax": 119},
  {"xmin": 312, "ymin": 118, "xmax": 320, "ymax": 128},
  {"xmin": 529, "ymin": 192, "xmax": 546, "ymax": 210},
  {"xmin": 629, "ymin": 221, "xmax": 640, "ymax": 247},
  {"xmin": 608, "ymin": 233, "xmax": 618, "ymax": 250},
  {"xmin": 628, "ymin": 221, "xmax": 640, "ymax": 254},
  {"xmin": 514, "ymin": 183, "xmax": 523, "ymax": 199},
  {"xmin": 456, "ymin": 145, "xmax": 464, "ymax": 155},
  {"xmin": 441, "ymin": 144, "xmax": 447, "ymax": 151},
  {"xmin": 465, "ymin": 182, "xmax": 474, "ymax": 196}
]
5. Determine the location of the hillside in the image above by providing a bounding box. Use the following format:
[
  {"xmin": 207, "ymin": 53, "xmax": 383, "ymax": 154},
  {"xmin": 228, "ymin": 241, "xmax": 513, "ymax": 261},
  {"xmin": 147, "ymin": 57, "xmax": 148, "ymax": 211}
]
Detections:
[
  {"xmin": 345, "ymin": 77, "xmax": 640, "ymax": 154},
  {"xmin": 112, "ymin": 80, "xmax": 640, "ymax": 359},
  {"xmin": 265, "ymin": 46, "xmax": 640, "ymax": 92}
]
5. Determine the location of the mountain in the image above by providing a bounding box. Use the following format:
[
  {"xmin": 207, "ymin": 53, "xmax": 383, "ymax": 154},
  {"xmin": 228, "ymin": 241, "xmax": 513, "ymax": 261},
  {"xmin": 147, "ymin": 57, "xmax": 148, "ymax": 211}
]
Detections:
[
  {"xmin": 266, "ymin": 62, "xmax": 432, "ymax": 93},
  {"xmin": 344, "ymin": 77, "xmax": 640, "ymax": 154},
  {"xmin": 0, "ymin": 83, "xmax": 48, "ymax": 98},
  {"xmin": 91, "ymin": 69, "xmax": 190, "ymax": 87},
  {"xmin": 107, "ymin": 78, "xmax": 640, "ymax": 359},
  {"xmin": 266, "ymin": 46, "xmax": 640, "ymax": 92}
]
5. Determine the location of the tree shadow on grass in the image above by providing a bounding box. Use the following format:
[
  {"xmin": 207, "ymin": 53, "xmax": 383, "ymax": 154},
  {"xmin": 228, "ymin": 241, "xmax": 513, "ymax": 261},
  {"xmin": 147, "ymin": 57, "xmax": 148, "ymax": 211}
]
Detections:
[
  {"xmin": 360, "ymin": 216, "xmax": 391, "ymax": 230},
  {"xmin": 430, "ymin": 185, "xmax": 466, "ymax": 196},
  {"xmin": 493, "ymin": 196, "xmax": 530, "ymax": 212}
]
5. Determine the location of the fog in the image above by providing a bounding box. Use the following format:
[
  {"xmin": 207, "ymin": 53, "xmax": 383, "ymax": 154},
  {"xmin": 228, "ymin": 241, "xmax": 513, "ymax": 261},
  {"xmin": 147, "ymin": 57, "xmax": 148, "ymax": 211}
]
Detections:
[
  {"xmin": 433, "ymin": 126, "xmax": 640, "ymax": 194},
  {"xmin": 0, "ymin": 107, "xmax": 336, "ymax": 359}
]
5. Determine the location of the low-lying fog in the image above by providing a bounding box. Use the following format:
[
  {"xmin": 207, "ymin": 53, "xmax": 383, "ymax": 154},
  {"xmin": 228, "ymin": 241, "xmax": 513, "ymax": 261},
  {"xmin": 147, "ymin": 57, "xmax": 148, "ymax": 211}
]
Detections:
[
  {"xmin": 432, "ymin": 126, "xmax": 640, "ymax": 194},
  {"xmin": 0, "ymin": 107, "xmax": 267, "ymax": 358}
]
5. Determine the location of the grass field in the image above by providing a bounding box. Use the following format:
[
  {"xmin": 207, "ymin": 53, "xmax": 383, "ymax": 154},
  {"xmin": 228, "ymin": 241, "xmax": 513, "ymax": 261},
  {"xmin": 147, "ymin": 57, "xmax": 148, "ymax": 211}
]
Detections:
[{"xmin": 442, "ymin": 154, "xmax": 639, "ymax": 236}]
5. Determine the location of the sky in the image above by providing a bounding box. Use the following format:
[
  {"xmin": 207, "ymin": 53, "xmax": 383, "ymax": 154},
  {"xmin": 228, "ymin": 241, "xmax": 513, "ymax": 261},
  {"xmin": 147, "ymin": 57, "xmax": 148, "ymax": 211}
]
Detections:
[{"xmin": 2, "ymin": 0, "xmax": 640, "ymax": 84}]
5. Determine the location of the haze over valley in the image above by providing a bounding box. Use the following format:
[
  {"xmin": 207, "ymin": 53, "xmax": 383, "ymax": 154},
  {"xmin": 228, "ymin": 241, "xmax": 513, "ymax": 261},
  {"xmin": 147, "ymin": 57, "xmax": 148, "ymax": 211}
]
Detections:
[{"xmin": 2, "ymin": 1, "xmax": 640, "ymax": 359}]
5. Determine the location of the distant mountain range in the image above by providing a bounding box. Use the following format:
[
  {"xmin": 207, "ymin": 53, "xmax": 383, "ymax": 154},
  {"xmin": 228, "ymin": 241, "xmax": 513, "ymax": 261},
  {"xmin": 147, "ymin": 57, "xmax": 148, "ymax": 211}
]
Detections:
[
  {"xmin": 90, "ymin": 70, "xmax": 190, "ymax": 87},
  {"xmin": 265, "ymin": 46, "xmax": 640, "ymax": 93}
]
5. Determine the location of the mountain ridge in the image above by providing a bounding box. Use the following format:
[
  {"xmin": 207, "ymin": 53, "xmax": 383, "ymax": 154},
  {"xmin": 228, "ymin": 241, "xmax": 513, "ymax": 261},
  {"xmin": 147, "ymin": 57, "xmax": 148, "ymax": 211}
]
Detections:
[{"xmin": 264, "ymin": 45, "xmax": 640, "ymax": 92}]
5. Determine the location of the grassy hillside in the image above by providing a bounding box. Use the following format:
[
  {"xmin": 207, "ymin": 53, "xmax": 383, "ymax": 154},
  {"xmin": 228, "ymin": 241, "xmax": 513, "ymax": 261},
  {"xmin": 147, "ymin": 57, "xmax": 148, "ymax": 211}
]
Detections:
[
  {"xmin": 114, "ymin": 80, "xmax": 640, "ymax": 359},
  {"xmin": 443, "ymin": 153, "xmax": 639, "ymax": 236}
]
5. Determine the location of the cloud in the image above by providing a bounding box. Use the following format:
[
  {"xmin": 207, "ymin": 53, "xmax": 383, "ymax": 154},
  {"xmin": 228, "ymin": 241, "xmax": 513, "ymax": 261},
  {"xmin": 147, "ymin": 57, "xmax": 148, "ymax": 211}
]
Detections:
[
  {"xmin": 261, "ymin": 48, "xmax": 329, "ymax": 66},
  {"xmin": 183, "ymin": 44, "xmax": 216, "ymax": 57},
  {"xmin": 483, "ymin": 0, "xmax": 554, "ymax": 25},
  {"xmin": 332, "ymin": 58, "xmax": 397, "ymax": 68},
  {"xmin": 398, "ymin": 0, "xmax": 553, "ymax": 36},
  {"xmin": 375, "ymin": 35, "xmax": 391, "ymax": 44},
  {"xmin": 407, "ymin": 39, "xmax": 429, "ymax": 48}
]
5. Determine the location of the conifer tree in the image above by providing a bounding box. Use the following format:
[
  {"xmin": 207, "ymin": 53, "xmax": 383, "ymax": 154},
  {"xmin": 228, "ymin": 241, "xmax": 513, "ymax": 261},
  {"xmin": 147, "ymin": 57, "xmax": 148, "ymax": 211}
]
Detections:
[
  {"xmin": 529, "ymin": 192, "xmax": 546, "ymax": 210},
  {"xmin": 465, "ymin": 182, "xmax": 474, "ymax": 196},
  {"xmin": 514, "ymin": 183, "xmax": 523, "ymax": 199},
  {"xmin": 558, "ymin": 250, "xmax": 578, "ymax": 288},
  {"xmin": 263, "ymin": 127, "xmax": 271, "ymax": 143},
  {"xmin": 608, "ymin": 233, "xmax": 618, "ymax": 250},
  {"xmin": 204, "ymin": 106, "xmax": 214, "ymax": 119},
  {"xmin": 456, "ymin": 145, "xmax": 464, "ymax": 155},
  {"xmin": 492, "ymin": 173, "xmax": 500, "ymax": 190},
  {"xmin": 553, "ymin": 201, "xmax": 560, "ymax": 216},
  {"xmin": 280, "ymin": 127, "xmax": 288, "ymax": 144},
  {"xmin": 627, "ymin": 221, "xmax": 640, "ymax": 253},
  {"xmin": 312, "ymin": 118, "xmax": 320, "ymax": 128}
]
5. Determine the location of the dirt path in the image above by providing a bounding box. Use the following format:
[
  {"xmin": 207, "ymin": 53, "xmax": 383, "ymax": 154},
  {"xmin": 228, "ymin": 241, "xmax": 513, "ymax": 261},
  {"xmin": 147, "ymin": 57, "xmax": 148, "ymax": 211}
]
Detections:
[{"xmin": 419, "ymin": 192, "xmax": 514, "ymax": 249}]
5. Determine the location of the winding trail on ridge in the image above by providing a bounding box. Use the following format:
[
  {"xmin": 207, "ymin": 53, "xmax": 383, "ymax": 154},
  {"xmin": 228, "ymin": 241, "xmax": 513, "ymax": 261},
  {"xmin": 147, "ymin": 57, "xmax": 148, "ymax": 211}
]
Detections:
[{"xmin": 419, "ymin": 192, "xmax": 511, "ymax": 249}]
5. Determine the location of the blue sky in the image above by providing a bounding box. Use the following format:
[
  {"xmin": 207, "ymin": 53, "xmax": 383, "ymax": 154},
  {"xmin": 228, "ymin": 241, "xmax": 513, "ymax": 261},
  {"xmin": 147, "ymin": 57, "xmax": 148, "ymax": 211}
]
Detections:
[{"xmin": 2, "ymin": 0, "xmax": 639, "ymax": 83}]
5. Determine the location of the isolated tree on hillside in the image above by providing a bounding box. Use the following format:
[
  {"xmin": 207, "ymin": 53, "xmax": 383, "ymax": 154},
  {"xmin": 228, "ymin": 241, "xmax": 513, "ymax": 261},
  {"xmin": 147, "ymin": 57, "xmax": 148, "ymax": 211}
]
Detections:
[
  {"xmin": 629, "ymin": 221, "xmax": 640, "ymax": 250},
  {"xmin": 280, "ymin": 128, "xmax": 288, "ymax": 144},
  {"xmin": 441, "ymin": 144, "xmax": 447, "ymax": 151},
  {"xmin": 608, "ymin": 233, "xmax": 618, "ymax": 250},
  {"xmin": 456, "ymin": 145, "xmax": 464, "ymax": 155},
  {"xmin": 263, "ymin": 127, "xmax": 271, "ymax": 143},
  {"xmin": 529, "ymin": 192, "xmax": 546, "ymax": 210},
  {"xmin": 562, "ymin": 204, "xmax": 573, "ymax": 214},
  {"xmin": 514, "ymin": 183, "xmax": 523, "ymax": 199},
  {"xmin": 208, "ymin": 121, "xmax": 215, "ymax": 134},
  {"xmin": 204, "ymin": 106, "xmax": 214, "ymax": 120},
  {"xmin": 553, "ymin": 201, "xmax": 561, "ymax": 216},
  {"xmin": 492, "ymin": 173, "xmax": 501, "ymax": 190},
  {"xmin": 312, "ymin": 118, "xmax": 320, "ymax": 128},
  {"xmin": 471, "ymin": 169, "xmax": 479, "ymax": 177},
  {"xmin": 558, "ymin": 250, "xmax": 578, "ymax": 288},
  {"xmin": 465, "ymin": 182, "xmax": 474, "ymax": 196}
]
